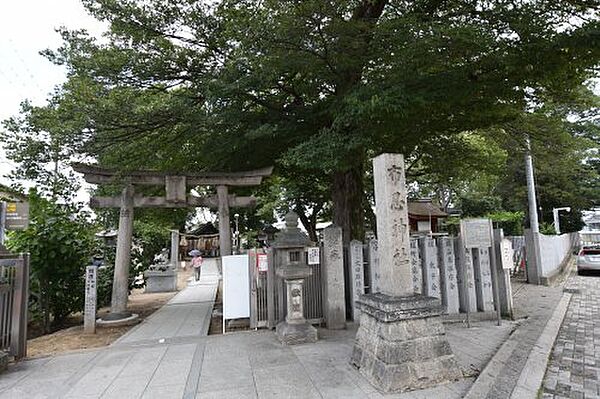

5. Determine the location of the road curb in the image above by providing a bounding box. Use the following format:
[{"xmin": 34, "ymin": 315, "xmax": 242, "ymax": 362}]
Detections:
[
  {"xmin": 510, "ymin": 292, "xmax": 572, "ymax": 398},
  {"xmin": 463, "ymin": 292, "xmax": 572, "ymax": 399}
]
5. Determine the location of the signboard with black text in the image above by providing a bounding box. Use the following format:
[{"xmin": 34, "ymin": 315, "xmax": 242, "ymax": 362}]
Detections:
[{"xmin": 460, "ymin": 218, "xmax": 492, "ymax": 249}]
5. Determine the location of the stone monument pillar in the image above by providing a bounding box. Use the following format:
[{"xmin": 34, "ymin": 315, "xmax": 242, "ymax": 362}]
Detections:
[
  {"xmin": 170, "ymin": 230, "xmax": 180, "ymax": 268},
  {"xmin": 367, "ymin": 239, "xmax": 380, "ymax": 293},
  {"xmin": 273, "ymin": 212, "xmax": 318, "ymax": 345},
  {"xmin": 437, "ymin": 237, "xmax": 460, "ymax": 314},
  {"xmin": 473, "ymin": 248, "xmax": 494, "ymax": 312},
  {"xmin": 322, "ymin": 225, "xmax": 346, "ymax": 329},
  {"xmin": 351, "ymin": 154, "xmax": 461, "ymax": 393},
  {"xmin": 410, "ymin": 239, "xmax": 423, "ymax": 294},
  {"xmin": 349, "ymin": 240, "xmax": 365, "ymax": 321}
]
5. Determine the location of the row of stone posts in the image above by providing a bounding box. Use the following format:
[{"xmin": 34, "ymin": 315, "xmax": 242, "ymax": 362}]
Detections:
[{"xmin": 346, "ymin": 235, "xmax": 512, "ymax": 320}]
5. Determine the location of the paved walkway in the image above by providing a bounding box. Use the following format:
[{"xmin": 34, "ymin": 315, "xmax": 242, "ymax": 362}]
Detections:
[
  {"xmin": 0, "ymin": 259, "xmax": 570, "ymax": 399},
  {"xmin": 0, "ymin": 319, "xmax": 513, "ymax": 399},
  {"xmin": 115, "ymin": 258, "xmax": 219, "ymax": 346},
  {"xmin": 542, "ymin": 272, "xmax": 600, "ymax": 399},
  {"xmin": 462, "ymin": 279, "xmax": 565, "ymax": 399}
]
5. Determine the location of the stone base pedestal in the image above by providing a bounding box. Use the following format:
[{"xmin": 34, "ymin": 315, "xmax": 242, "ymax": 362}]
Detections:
[
  {"xmin": 144, "ymin": 270, "xmax": 177, "ymax": 293},
  {"xmin": 351, "ymin": 293, "xmax": 462, "ymax": 393},
  {"xmin": 276, "ymin": 321, "xmax": 318, "ymax": 345},
  {"xmin": 97, "ymin": 313, "xmax": 140, "ymax": 328},
  {"xmin": 0, "ymin": 352, "xmax": 8, "ymax": 373}
]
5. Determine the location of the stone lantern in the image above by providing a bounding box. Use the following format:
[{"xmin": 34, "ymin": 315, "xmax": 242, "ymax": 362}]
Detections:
[{"xmin": 272, "ymin": 212, "xmax": 318, "ymax": 345}]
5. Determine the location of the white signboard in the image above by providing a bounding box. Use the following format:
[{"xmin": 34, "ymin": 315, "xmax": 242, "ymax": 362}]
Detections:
[
  {"xmin": 460, "ymin": 218, "xmax": 492, "ymax": 249},
  {"xmin": 257, "ymin": 253, "xmax": 268, "ymax": 272},
  {"xmin": 222, "ymin": 255, "xmax": 250, "ymax": 321},
  {"xmin": 500, "ymin": 239, "xmax": 514, "ymax": 270},
  {"xmin": 307, "ymin": 247, "xmax": 320, "ymax": 265},
  {"xmin": 84, "ymin": 266, "xmax": 97, "ymax": 334}
]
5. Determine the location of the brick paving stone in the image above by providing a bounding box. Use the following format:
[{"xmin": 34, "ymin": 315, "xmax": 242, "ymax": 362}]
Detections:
[{"xmin": 542, "ymin": 273, "xmax": 600, "ymax": 398}]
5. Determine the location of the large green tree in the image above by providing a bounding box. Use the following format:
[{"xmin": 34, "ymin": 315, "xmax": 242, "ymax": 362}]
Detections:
[{"xmin": 5, "ymin": 0, "xmax": 600, "ymax": 244}]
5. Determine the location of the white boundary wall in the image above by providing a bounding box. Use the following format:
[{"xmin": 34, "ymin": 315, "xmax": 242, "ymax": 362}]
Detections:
[{"xmin": 538, "ymin": 233, "xmax": 578, "ymax": 278}]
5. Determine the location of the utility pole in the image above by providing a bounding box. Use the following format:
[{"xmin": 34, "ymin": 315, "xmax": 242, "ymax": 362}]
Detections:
[
  {"xmin": 525, "ymin": 136, "xmax": 542, "ymax": 284},
  {"xmin": 525, "ymin": 136, "xmax": 539, "ymax": 233},
  {"xmin": 0, "ymin": 202, "xmax": 6, "ymax": 245},
  {"xmin": 0, "ymin": 202, "xmax": 6, "ymax": 248}
]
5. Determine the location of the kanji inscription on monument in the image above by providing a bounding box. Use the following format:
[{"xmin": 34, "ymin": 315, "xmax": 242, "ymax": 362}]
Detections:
[{"xmin": 84, "ymin": 266, "xmax": 98, "ymax": 334}]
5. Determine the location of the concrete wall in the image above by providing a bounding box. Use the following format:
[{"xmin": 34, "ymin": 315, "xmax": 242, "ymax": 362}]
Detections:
[{"xmin": 538, "ymin": 232, "xmax": 578, "ymax": 279}]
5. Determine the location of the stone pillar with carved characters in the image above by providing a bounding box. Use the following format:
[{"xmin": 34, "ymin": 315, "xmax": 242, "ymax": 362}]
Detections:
[{"xmin": 351, "ymin": 154, "xmax": 461, "ymax": 393}]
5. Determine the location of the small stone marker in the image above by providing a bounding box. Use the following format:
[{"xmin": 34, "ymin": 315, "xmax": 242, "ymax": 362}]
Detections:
[
  {"xmin": 351, "ymin": 154, "xmax": 461, "ymax": 393},
  {"xmin": 170, "ymin": 230, "xmax": 179, "ymax": 268},
  {"xmin": 84, "ymin": 266, "xmax": 98, "ymax": 334},
  {"xmin": 349, "ymin": 240, "xmax": 364, "ymax": 321},
  {"xmin": 368, "ymin": 239, "xmax": 380, "ymax": 293},
  {"xmin": 437, "ymin": 237, "xmax": 460, "ymax": 314},
  {"xmin": 473, "ymin": 248, "xmax": 495, "ymax": 312},
  {"xmin": 322, "ymin": 225, "xmax": 346, "ymax": 329},
  {"xmin": 420, "ymin": 237, "xmax": 441, "ymax": 299},
  {"xmin": 410, "ymin": 239, "xmax": 422, "ymax": 294},
  {"xmin": 500, "ymin": 239, "xmax": 514, "ymax": 270},
  {"xmin": 496, "ymin": 234, "xmax": 515, "ymax": 317}
]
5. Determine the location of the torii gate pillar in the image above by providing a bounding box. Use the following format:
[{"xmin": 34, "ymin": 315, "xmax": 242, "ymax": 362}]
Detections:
[
  {"xmin": 107, "ymin": 184, "xmax": 135, "ymax": 321},
  {"xmin": 217, "ymin": 185, "xmax": 231, "ymax": 256}
]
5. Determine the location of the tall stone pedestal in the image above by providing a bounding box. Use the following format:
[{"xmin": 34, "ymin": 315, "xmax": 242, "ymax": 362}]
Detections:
[{"xmin": 351, "ymin": 293, "xmax": 462, "ymax": 393}]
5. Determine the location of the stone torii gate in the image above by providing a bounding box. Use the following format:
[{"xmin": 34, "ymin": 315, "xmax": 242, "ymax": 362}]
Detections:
[{"xmin": 73, "ymin": 163, "xmax": 272, "ymax": 324}]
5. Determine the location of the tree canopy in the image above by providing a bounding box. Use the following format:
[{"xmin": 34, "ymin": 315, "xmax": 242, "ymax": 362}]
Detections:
[{"xmin": 2, "ymin": 0, "xmax": 599, "ymax": 240}]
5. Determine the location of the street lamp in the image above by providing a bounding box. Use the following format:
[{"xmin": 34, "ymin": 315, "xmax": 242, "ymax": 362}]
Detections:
[{"xmin": 553, "ymin": 207, "xmax": 571, "ymax": 235}]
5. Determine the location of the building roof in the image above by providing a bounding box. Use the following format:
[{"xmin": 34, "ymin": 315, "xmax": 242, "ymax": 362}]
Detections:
[
  {"xmin": 408, "ymin": 199, "xmax": 448, "ymax": 217},
  {"xmin": 188, "ymin": 222, "xmax": 219, "ymax": 236}
]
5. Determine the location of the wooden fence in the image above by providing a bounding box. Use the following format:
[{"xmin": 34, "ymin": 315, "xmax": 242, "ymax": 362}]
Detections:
[{"xmin": 0, "ymin": 253, "xmax": 29, "ymax": 359}]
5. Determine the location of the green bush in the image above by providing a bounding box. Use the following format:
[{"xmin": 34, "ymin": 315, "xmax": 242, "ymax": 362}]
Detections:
[
  {"xmin": 540, "ymin": 222, "xmax": 557, "ymax": 235},
  {"xmin": 487, "ymin": 211, "xmax": 525, "ymax": 236},
  {"xmin": 6, "ymin": 193, "xmax": 96, "ymax": 332}
]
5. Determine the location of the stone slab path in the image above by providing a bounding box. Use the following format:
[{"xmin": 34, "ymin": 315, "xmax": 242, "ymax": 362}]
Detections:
[
  {"xmin": 0, "ymin": 317, "xmax": 513, "ymax": 399},
  {"xmin": 114, "ymin": 258, "xmax": 220, "ymax": 346},
  {"xmin": 542, "ymin": 272, "xmax": 600, "ymax": 399}
]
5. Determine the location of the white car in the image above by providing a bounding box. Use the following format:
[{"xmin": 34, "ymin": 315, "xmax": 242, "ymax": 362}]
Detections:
[{"xmin": 577, "ymin": 246, "xmax": 600, "ymax": 273}]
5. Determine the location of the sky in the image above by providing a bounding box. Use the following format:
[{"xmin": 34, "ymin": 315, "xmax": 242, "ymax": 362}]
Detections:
[{"xmin": 0, "ymin": 0, "xmax": 106, "ymax": 187}]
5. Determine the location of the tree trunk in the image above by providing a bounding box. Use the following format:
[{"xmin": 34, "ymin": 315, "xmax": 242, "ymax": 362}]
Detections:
[
  {"xmin": 332, "ymin": 165, "xmax": 365, "ymax": 246},
  {"xmin": 296, "ymin": 208, "xmax": 318, "ymax": 243}
]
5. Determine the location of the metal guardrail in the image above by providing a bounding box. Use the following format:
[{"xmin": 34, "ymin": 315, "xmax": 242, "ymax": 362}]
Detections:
[{"xmin": 0, "ymin": 253, "xmax": 29, "ymax": 359}]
